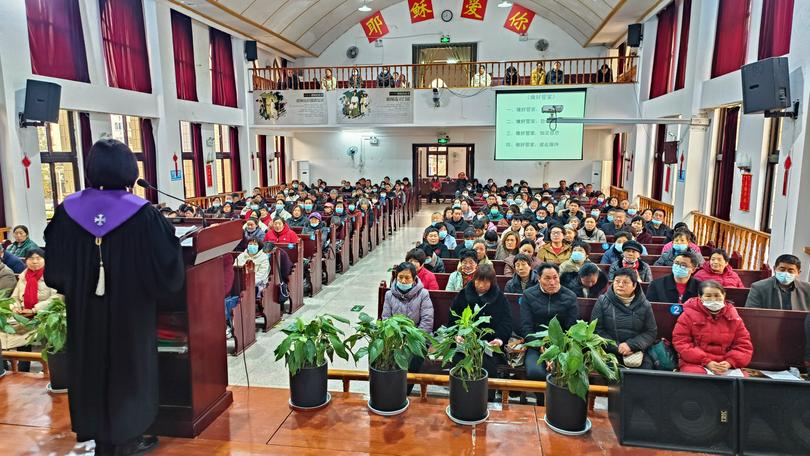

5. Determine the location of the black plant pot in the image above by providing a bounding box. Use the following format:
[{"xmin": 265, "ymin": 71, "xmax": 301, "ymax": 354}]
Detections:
[
  {"xmin": 289, "ymin": 363, "xmax": 328, "ymax": 409},
  {"xmin": 449, "ymin": 368, "xmax": 489, "ymax": 423},
  {"xmin": 369, "ymin": 366, "xmax": 408, "ymax": 414},
  {"xmin": 545, "ymin": 374, "xmax": 588, "ymax": 433},
  {"xmin": 48, "ymin": 351, "xmax": 70, "ymax": 392}
]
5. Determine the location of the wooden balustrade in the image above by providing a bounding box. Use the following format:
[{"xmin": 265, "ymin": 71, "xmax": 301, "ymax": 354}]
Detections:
[
  {"xmin": 0, "ymin": 227, "xmax": 10, "ymax": 241},
  {"xmin": 250, "ymin": 56, "xmax": 638, "ymax": 91},
  {"xmin": 183, "ymin": 185, "xmax": 286, "ymax": 209},
  {"xmin": 690, "ymin": 211, "xmax": 771, "ymax": 270},
  {"xmin": 1, "ymin": 350, "xmax": 49, "ymax": 375},
  {"xmin": 638, "ymin": 196, "xmax": 674, "ymax": 227},
  {"xmin": 609, "ymin": 185, "xmax": 628, "ymax": 202}
]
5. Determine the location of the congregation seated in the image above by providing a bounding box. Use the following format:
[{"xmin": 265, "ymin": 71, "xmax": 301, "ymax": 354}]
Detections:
[
  {"xmin": 536, "ymin": 225, "xmax": 571, "ymax": 264},
  {"xmin": 655, "ymin": 229, "xmax": 704, "ymax": 267},
  {"xmin": 601, "ymin": 209, "xmax": 628, "ymax": 236},
  {"xmin": 445, "ymin": 248, "xmax": 477, "ymax": 292},
  {"xmin": 629, "ymin": 216, "xmax": 653, "ymax": 244},
  {"xmin": 234, "ymin": 239, "xmax": 270, "ymax": 299},
  {"xmin": 0, "ymin": 256, "xmax": 15, "ymax": 291},
  {"xmin": 420, "ymin": 227, "xmax": 450, "ymax": 263},
  {"xmin": 646, "ymin": 251, "xmax": 702, "ymax": 303},
  {"xmin": 503, "ymin": 239, "xmax": 542, "ymax": 275},
  {"xmin": 646, "ymin": 208, "xmax": 671, "ymax": 237},
  {"xmin": 6, "ymin": 225, "xmax": 38, "ymax": 258},
  {"xmin": 591, "ymin": 268, "xmax": 657, "ymax": 369},
  {"xmin": 561, "ymin": 262, "xmax": 609, "ymax": 298},
  {"xmin": 600, "ymin": 231, "xmax": 647, "ymax": 264},
  {"xmin": 472, "ymin": 240, "xmax": 493, "ymax": 266},
  {"xmin": 693, "ymin": 248, "xmax": 745, "ymax": 288},
  {"xmin": 608, "ymin": 240, "xmax": 652, "ymax": 282},
  {"xmin": 504, "ymin": 253, "xmax": 539, "ymax": 294},
  {"xmin": 495, "ymin": 231, "xmax": 520, "ymax": 261},
  {"xmin": 238, "ymin": 217, "xmax": 265, "ymax": 251},
  {"xmin": 672, "ymin": 280, "xmax": 753, "ymax": 375},
  {"xmin": 745, "ymin": 254, "xmax": 810, "ymax": 310},
  {"xmin": 578, "ymin": 216, "xmax": 606, "ymax": 242},
  {"xmin": 406, "ymin": 248, "xmax": 439, "ymax": 291},
  {"xmin": 558, "ymin": 241, "xmax": 590, "ymax": 275}
]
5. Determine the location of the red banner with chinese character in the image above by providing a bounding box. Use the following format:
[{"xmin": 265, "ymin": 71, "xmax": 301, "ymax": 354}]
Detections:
[
  {"xmin": 460, "ymin": 0, "xmax": 487, "ymax": 21},
  {"xmin": 740, "ymin": 173, "xmax": 752, "ymax": 211},
  {"xmin": 503, "ymin": 4, "xmax": 535, "ymax": 34},
  {"xmin": 408, "ymin": 0, "xmax": 434, "ymax": 23},
  {"xmin": 361, "ymin": 11, "xmax": 389, "ymax": 42}
]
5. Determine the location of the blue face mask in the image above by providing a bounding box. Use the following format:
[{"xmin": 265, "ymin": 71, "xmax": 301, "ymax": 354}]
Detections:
[
  {"xmin": 652, "ymin": 219, "xmax": 663, "ymax": 226},
  {"xmin": 490, "ymin": 208, "xmax": 499, "ymax": 215},
  {"xmin": 672, "ymin": 264, "xmax": 690, "ymax": 279},
  {"xmin": 250, "ymin": 204, "xmax": 259, "ymax": 211},
  {"xmin": 775, "ymin": 271, "xmax": 796, "ymax": 285},
  {"xmin": 275, "ymin": 204, "xmax": 284, "ymax": 211},
  {"xmin": 590, "ymin": 210, "xmax": 600, "ymax": 218},
  {"xmin": 310, "ymin": 221, "xmax": 319, "ymax": 228},
  {"xmin": 597, "ymin": 198, "xmax": 605, "ymax": 204},
  {"xmin": 571, "ymin": 251, "xmax": 586, "ymax": 262},
  {"xmin": 482, "ymin": 193, "xmax": 489, "ymax": 198},
  {"xmin": 336, "ymin": 208, "xmax": 344, "ymax": 215},
  {"xmin": 396, "ymin": 281, "xmax": 414, "ymax": 293},
  {"xmin": 348, "ymin": 204, "xmax": 356, "ymax": 211},
  {"xmin": 607, "ymin": 215, "xmax": 615, "ymax": 223},
  {"xmin": 304, "ymin": 204, "xmax": 313, "ymax": 211},
  {"xmin": 614, "ymin": 242, "xmax": 624, "ymax": 252},
  {"xmin": 439, "ymin": 231, "xmax": 447, "ymax": 240},
  {"xmin": 247, "ymin": 244, "xmax": 259, "ymax": 255},
  {"xmin": 464, "ymin": 240, "xmax": 474, "ymax": 249},
  {"xmin": 507, "ymin": 199, "xmax": 515, "ymax": 205},
  {"xmin": 213, "ymin": 202, "xmax": 221, "ymax": 208},
  {"xmin": 672, "ymin": 243, "xmax": 688, "ymax": 253},
  {"xmin": 627, "ymin": 209, "xmax": 637, "ymax": 216},
  {"xmin": 506, "ymin": 214, "xmax": 513, "ymax": 220}
]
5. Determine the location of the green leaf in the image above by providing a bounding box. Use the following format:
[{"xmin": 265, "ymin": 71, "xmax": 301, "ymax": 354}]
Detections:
[{"xmin": 547, "ymin": 317, "xmax": 564, "ymax": 348}]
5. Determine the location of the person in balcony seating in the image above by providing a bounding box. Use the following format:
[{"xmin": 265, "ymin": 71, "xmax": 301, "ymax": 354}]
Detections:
[
  {"xmin": 279, "ymin": 68, "xmax": 301, "ymax": 90},
  {"xmin": 745, "ymin": 254, "xmax": 810, "ymax": 311},
  {"xmin": 596, "ymin": 63, "xmax": 613, "ymax": 83},
  {"xmin": 693, "ymin": 249, "xmax": 745, "ymax": 288},
  {"xmin": 504, "ymin": 66, "xmax": 519, "ymax": 85},
  {"xmin": 672, "ymin": 281, "xmax": 753, "ymax": 375},
  {"xmin": 471, "ymin": 64, "xmax": 492, "ymax": 87},
  {"xmin": 321, "ymin": 68, "xmax": 337, "ymax": 91},
  {"xmin": 545, "ymin": 61, "xmax": 564, "ymax": 85},
  {"xmin": 349, "ymin": 67, "xmax": 363, "ymax": 89},
  {"xmin": 376, "ymin": 67, "xmax": 395, "ymax": 88},
  {"xmin": 530, "ymin": 62, "xmax": 546, "ymax": 85}
]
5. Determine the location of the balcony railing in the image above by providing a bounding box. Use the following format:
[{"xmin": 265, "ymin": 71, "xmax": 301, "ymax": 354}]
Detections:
[
  {"xmin": 250, "ymin": 56, "xmax": 638, "ymax": 92},
  {"xmin": 690, "ymin": 211, "xmax": 771, "ymax": 270},
  {"xmin": 638, "ymin": 195, "xmax": 675, "ymax": 227}
]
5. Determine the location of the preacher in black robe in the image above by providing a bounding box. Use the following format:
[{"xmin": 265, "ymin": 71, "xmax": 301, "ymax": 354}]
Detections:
[{"xmin": 44, "ymin": 139, "xmax": 184, "ymax": 452}]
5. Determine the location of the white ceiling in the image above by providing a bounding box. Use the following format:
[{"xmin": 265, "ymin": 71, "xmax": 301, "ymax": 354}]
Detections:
[{"xmin": 171, "ymin": 0, "xmax": 664, "ymax": 58}]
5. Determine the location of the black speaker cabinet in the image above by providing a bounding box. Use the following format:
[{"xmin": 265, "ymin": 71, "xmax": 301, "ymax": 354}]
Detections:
[
  {"xmin": 23, "ymin": 79, "xmax": 61, "ymax": 123},
  {"xmin": 627, "ymin": 24, "xmax": 643, "ymax": 47},
  {"xmin": 244, "ymin": 40, "xmax": 258, "ymax": 61},
  {"xmin": 739, "ymin": 377, "xmax": 810, "ymax": 455},
  {"xmin": 741, "ymin": 57, "xmax": 790, "ymax": 114},
  {"xmin": 609, "ymin": 370, "xmax": 738, "ymax": 455}
]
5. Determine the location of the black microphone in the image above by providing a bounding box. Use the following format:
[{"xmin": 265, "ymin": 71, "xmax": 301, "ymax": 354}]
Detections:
[{"xmin": 136, "ymin": 179, "xmax": 209, "ymax": 228}]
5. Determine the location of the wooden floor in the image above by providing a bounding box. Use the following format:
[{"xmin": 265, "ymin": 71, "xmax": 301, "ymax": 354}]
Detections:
[{"xmin": 0, "ymin": 373, "xmax": 698, "ymax": 455}]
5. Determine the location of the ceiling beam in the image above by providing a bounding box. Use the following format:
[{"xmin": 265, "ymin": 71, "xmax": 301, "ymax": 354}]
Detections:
[{"xmin": 584, "ymin": 0, "xmax": 627, "ymax": 46}]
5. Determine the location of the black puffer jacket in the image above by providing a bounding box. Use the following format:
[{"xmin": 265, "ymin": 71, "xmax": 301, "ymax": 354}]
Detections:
[
  {"xmin": 519, "ymin": 284, "xmax": 579, "ymax": 339},
  {"xmin": 561, "ymin": 270, "xmax": 609, "ymax": 298},
  {"xmin": 449, "ymin": 282, "xmax": 513, "ymax": 344},
  {"xmin": 590, "ymin": 287, "xmax": 657, "ymax": 354}
]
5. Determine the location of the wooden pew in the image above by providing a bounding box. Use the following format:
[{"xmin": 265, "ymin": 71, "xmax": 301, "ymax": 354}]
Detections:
[
  {"xmin": 359, "ymin": 211, "xmax": 371, "ymax": 258},
  {"xmin": 335, "ymin": 218, "xmax": 351, "ymax": 273},
  {"xmin": 268, "ymin": 241, "xmax": 304, "ymax": 314},
  {"xmin": 323, "ymin": 223, "xmax": 338, "ymax": 284},
  {"xmin": 230, "ymin": 259, "xmax": 257, "ymax": 355},
  {"xmin": 291, "ymin": 228, "xmax": 323, "ymax": 296},
  {"xmin": 349, "ymin": 213, "xmax": 362, "ymax": 265}
]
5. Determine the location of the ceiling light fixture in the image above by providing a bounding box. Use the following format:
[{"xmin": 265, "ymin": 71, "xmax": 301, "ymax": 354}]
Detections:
[
  {"xmin": 497, "ymin": 0, "xmax": 512, "ymax": 7},
  {"xmin": 358, "ymin": 1, "xmax": 371, "ymax": 12}
]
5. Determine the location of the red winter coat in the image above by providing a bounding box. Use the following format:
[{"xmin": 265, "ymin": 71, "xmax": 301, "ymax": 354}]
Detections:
[
  {"xmin": 672, "ymin": 297, "xmax": 753, "ymax": 371},
  {"xmin": 264, "ymin": 223, "xmax": 300, "ymax": 244},
  {"xmin": 692, "ymin": 262, "xmax": 745, "ymax": 289},
  {"xmin": 417, "ymin": 266, "xmax": 439, "ymax": 291}
]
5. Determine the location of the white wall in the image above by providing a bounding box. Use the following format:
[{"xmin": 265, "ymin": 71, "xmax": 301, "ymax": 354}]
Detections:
[{"xmin": 298, "ymin": 2, "xmax": 605, "ymax": 68}]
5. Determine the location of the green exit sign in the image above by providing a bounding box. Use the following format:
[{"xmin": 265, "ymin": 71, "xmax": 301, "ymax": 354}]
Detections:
[
  {"xmin": 438, "ymin": 137, "xmax": 449, "ymax": 145},
  {"xmin": 440, "ymin": 35, "xmax": 451, "ymax": 44}
]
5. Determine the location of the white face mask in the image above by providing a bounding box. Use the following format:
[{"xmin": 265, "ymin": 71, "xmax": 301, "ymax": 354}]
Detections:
[{"xmin": 702, "ymin": 300, "xmax": 725, "ymax": 312}]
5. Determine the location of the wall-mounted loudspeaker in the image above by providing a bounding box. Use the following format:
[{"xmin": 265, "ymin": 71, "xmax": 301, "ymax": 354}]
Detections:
[
  {"xmin": 741, "ymin": 57, "xmax": 791, "ymax": 114},
  {"xmin": 609, "ymin": 370, "xmax": 738, "ymax": 454},
  {"xmin": 739, "ymin": 377, "xmax": 810, "ymax": 455},
  {"xmin": 245, "ymin": 40, "xmax": 258, "ymax": 61},
  {"xmin": 20, "ymin": 79, "xmax": 61, "ymax": 128},
  {"xmin": 627, "ymin": 24, "xmax": 643, "ymax": 47}
]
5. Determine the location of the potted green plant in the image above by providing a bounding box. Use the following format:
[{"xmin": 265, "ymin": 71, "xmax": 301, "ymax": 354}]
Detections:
[
  {"xmin": 524, "ymin": 317, "xmax": 619, "ymax": 434},
  {"xmin": 432, "ymin": 304, "xmax": 499, "ymax": 424},
  {"xmin": 273, "ymin": 314, "xmax": 351, "ymax": 409},
  {"xmin": 26, "ymin": 298, "xmax": 69, "ymax": 392},
  {"xmin": 345, "ymin": 313, "xmax": 429, "ymax": 415}
]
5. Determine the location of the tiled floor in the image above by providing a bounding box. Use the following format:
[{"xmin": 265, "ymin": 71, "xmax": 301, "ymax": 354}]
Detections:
[{"xmin": 227, "ymin": 204, "xmax": 438, "ymax": 393}]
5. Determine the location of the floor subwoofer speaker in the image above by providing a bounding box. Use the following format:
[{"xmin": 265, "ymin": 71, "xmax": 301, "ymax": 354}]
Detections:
[
  {"xmin": 739, "ymin": 377, "xmax": 810, "ymax": 455},
  {"xmin": 609, "ymin": 370, "xmax": 737, "ymax": 455}
]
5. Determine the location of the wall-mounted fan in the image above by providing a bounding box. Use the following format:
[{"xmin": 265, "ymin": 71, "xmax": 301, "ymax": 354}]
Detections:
[
  {"xmin": 347, "ymin": 146, "xmax": 358, "ymax": 157},
  {"xmin": 535, "ymin": 39, "xmax": 549, "ymax": 52},
  {"xmin": 346, "ymin": 46, "xmax": 359, "ymax": 59}
]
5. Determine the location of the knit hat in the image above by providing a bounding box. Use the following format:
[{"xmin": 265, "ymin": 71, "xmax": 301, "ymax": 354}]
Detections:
[{"xmin": 309, "ymin": 212, "xmax": 322, "ymax": 221}]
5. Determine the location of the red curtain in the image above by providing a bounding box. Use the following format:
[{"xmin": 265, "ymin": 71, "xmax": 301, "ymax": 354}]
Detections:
[
  {"xmin": 210, "ymin": 28, "xmax": 237, "ymax": 107},
  {"xmin": 611, "ymin": 134, "xmax": 623, "ymax": 188},
  {"xmin": 674, "ymin": 0, "xmax": 692, "ymax": 90},
  {"xmin": 713, "ymin": 107, "xmax": 740, "ymax": 220},
  {"xmin": 229, "ymin": 127, "xmax": 242, "ymax": 191},
  {"xmin": 758, "ymin": 0, "xmax": 793, "ymax": 59},
  {"xmin": 99, "ymin": 0, "xmax": 152, "ymax": 93},
  {"xmin": 649, "ymin": 3, "xmax": 677, "ymax": 99},
  {"xmin": 258, "ymin": 135, "xmax": 268, "ymax": 187},
  {"xmin": 171, "ymin": 10, "xmax": 197, "ymax": 101},
  {"xmin": 25, "ymin": 0, "xmax": 90, "ymax": 82},
  {"xmin": 79, "ymin": 112, "xmax": 93, "ymax": 188},
  {"xmin": 140, "ymin": 119, "xmax": 158, "ymax": 203},
  {"xmin": 711, "ymin": 0, "xmax": 751, "ymax": 78},
  {"xmin": 191, "ymin": 123, "xmax": 205, "ymax": 197}
]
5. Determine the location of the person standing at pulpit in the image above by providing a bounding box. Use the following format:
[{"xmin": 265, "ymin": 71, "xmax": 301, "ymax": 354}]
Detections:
[{"xmin": 44, "ymin": 139, "xmax": 185, "ymax": 456}]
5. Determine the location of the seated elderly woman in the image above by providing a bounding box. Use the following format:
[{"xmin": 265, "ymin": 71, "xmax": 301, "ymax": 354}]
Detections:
[
  {"xmin": 7, "ymin": 225, "xmax": 39, "ymax": 258},
  {"xmin": 503, "ymin": 239, "xmax": 542, "ymax": 275},
  {"xmin": 234, "ymin": 238, "xmax": 270, "ymax": 299},
  {"xmin": 672, "ymin": 280, "xmax": 753, "ymax": 375},
  {"xmin": 446, "ymin": 248, "xmax": 478, "ymax": 292},
  {"xmin": 1, "ymin": 249, "xmax": 62, "ymax": 372},
  {"xmin": 693, "ymin": 248, "xmax": 745, "ymax": 288},
  {"xmin": 590, "ymin": 267, "xmax": 658, "ymax": 369}
]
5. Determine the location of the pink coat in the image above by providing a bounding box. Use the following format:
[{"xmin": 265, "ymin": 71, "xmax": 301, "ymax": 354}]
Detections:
[
  {"xmin": 693, "ymin": 262, "xmax": 745, "ymax": 288},
  {"xmin": 672, "ymin": 297, "xmax": 753, "ymax": 372}
]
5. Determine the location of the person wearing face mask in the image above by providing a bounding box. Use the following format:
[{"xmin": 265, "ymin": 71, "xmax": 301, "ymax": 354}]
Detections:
[
  {"xmin": 646, "ymin": 209, "xmax": 671, "ymax": 237},
  {"xmin": 239, "ymin": 217, "xmax": 266, "ymax": 251},
  {"xmin": 302, "ymin": 212, "xmax": 330, "ymax": 246},
  {"xmin": 647, "ymin": 251, "xmax": 702, "ymax": 303},
  {"xmin": 487, "ymin": 204, "xmax": 504, "ymax": 222},
  {"xmin": 206, "ymin": 197, "xmax": 224, "ymax": 216},
  {"xmin": 437, "ymin": 223, "xmax": 458, "ymax": 252},
  {"xmin": 600, "ymin": 231, "xmax": 648, "ymax": 264},
  {"xmin": 602, "ymin": 209, "xmax": 629, "ymax": 236},
  {"xmin": 746, "ymin": 254, "xmax": 810, "ymax": 311},
  {"xmin": 521, "ymin": 263, "xmax": 579, "ymax": 386},
  {"xmin": 406, "ymin": 248, "xmax": 439, "ymax": 291},
  {"xmin": 559, "ymin": 241, "xmax": 591, "ymax": 274},
  {"xmin": 661, "ymin": 224, "xmax": 701, "ymax": 252},
  {"xmin": 301, "ymin": 198, "xmax": 316, "ymax": 216},
  {"xmin": 234, "ymin": 239, "xmax": 270, "ymax": 298},
  {"xmin": 561, "ymin": 262, "xmax": 609, "ymax": 298},
  {"xmin": 505, "ymin": 254, "xmax": 539, "ymax": 294},
  {"xmin": 272, "ymin": 199, "xmax": 292, "ymax": 221},
  {"xmin": 453, "ymin": 228, "xmax": 477, "ymax": 257},
  {"xmin": 655, "ymin": 231, "xmax": 704, "ymax": 267},
  {"xmin": 504, "ymin": 239, "xmax": 542, "ymax": 275},
  {"xmin": 693, "ymin": 248, "xmax": 745, "ymax": 288},
  {"xmin": 287, "ymin": 205, "xmax": 308, "ymax": 228},
  {"xmin": 590, "ymin": 268, "xmax": 657, "ymax": 369},
  {"xmin": 243, "ymin": 199, "xmax": 262, "ymax": 220},
  {"xmin": 608, "ymin": 240, "xmax": 652, "ymax": 283},
  {"xmin": 673, "ymin": 281, "xmax": 753, "ymax": 375},
  {"xmin": 578, "ymin": 216, "xmax": 607, "ymax": 243},
  {"xmin": 420, "ymin": 227, "xmax": 451, "ymax": 260},
  {"xmin": 446, "ymin": 249, "xmax": 479, "ymax": 292}
]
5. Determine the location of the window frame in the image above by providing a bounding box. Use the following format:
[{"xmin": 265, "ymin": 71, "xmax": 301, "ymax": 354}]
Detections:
[
  {"xmin": 180, "ymin": 121, "xmax": 196, "ymax": 198},
  {"xmin": 426, "ymin": 147, "xmax": 448, "ymax": 178},
  {"xmin": 213, "ymin": 124, "xmax": 233, "ymax": 194},
  {"xmin": 38, "ymin": 110, "xmax": 81, "ymax": 219}
]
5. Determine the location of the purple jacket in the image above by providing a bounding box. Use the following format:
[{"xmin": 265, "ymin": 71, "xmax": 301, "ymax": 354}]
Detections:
[{"xmin": 382, "ymin": 281, "xmax": 434, "ymax": 333}]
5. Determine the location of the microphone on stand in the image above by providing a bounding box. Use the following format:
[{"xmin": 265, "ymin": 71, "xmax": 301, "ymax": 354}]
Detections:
[{"xmin": 136, "ymin": 179, "xmax": 209, "ymax": 228}]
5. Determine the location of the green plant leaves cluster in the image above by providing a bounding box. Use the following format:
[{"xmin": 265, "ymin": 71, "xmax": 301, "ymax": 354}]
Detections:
[
  {"xmin": 25, "ymin": 298, "xmax": 67, "ymax": 362},
  {"xmin": 344, "ymin": 312, "xmax": 429, "ymax": 371},
  {"xmin": 430, "ymin": 304, "xmax": 500, "ymax": 384},
  {"xmin": 524, "ymin": 317, "xmax": 619, "ymax": 401},
  {"xmin": 0, "ymin": 290, "xmax": 31, "ymax": 335},
  {"xmin": 273, "ymin": 314, "xmax": 352, "ymax": 376}
]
